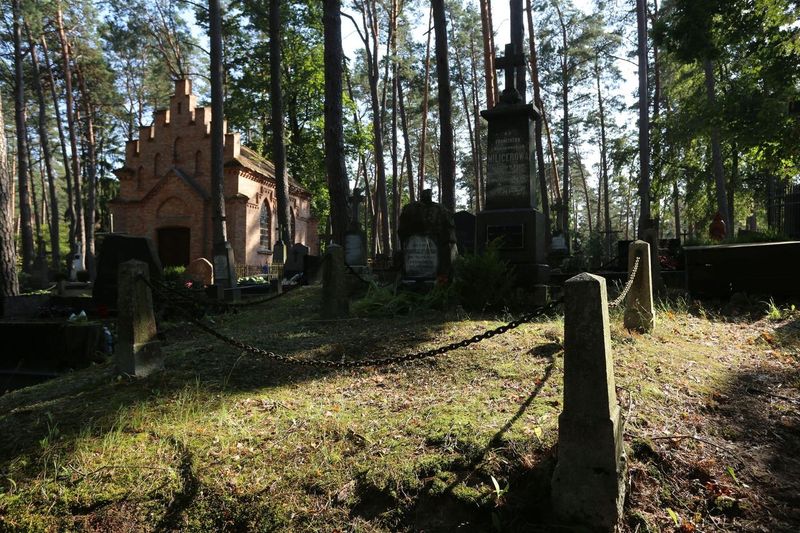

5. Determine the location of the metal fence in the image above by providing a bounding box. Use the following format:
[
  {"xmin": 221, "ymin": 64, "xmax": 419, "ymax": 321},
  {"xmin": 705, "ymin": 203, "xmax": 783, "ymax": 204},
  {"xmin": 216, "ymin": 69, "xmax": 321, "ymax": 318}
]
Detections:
[
  {"xmin": 768, "ymin": 181, "xmax": 800, "ymax": 239},
  {"xmin": 235, "ymin": 264, "xmax": 284, "ymax": 280}
]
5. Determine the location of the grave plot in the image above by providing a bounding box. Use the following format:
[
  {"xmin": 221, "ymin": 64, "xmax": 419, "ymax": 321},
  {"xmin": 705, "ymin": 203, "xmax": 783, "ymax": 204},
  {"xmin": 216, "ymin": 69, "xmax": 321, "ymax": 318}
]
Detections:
[{"xmin": 0, "ymin": 280, "xmax": 798, "ymax": 531}]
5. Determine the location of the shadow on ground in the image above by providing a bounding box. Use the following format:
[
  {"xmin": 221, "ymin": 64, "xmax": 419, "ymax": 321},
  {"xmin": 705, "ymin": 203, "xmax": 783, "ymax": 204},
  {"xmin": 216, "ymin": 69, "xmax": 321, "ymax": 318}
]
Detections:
[{"xmin": 0, "ymin": 287, "xmax": 455, "ymax": 460}]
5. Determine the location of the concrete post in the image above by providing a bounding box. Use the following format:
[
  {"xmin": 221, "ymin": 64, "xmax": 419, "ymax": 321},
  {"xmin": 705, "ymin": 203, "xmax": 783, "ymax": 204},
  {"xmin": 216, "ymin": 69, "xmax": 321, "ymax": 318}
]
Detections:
[
  {"xmin": 552, "ymin": 273, "xmax": 625, "ymax": 530},
  {"xmin": 322, "ymin": 244, "xmax": 349, "ymax": 318},
  {"xmin": 623, "ymin": 240, "xmax": 655, "ymax": 333},
  {"xmin": 116, "ymin": 260, "xmax": 163, "ymax": 376}
]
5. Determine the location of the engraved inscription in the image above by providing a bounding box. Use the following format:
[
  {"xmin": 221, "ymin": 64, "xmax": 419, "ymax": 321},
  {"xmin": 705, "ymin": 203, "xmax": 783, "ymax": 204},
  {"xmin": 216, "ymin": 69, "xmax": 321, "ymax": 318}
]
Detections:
[{"xmin": 404, "ymin": 235, "xmax": 438, "ymax": 279}]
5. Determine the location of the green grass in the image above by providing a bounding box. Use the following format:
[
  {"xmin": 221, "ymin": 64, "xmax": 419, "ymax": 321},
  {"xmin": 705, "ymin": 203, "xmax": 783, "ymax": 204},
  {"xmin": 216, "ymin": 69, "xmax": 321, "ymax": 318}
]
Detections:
[{"xmin": 0, "ymin": 288, "xmax": 798, "ymax": 531}]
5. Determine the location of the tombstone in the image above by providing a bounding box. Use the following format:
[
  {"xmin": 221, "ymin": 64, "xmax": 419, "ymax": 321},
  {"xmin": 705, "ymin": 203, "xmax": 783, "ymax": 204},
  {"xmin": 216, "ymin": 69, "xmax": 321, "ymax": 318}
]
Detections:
[
  {"xmin": 623, "ymin": 240, "xmax": 655, "ymax": 333},
  {"xmin": 454, "ymin": 211, "xmax": 476, "ymax": 255},
  {"xmin": 397, "ymin": 189, "xmax": 457, "ymax": 283},
  {"xmin": 322, "ymin": 244, "xmax": 349, "ymax": 317},
  {"xmin": 273, "ymin": 239, "xmax": 287, "ymax": 266},
  {"xmin": 285, "ymin": 243, "xmax": 309, "ymax": 277},
  {"xmin": 477, "ymin": 42, "xmax": 549, "ymax": 290},
  {"xmin": 116, "ymin": 260, "xmax": 163, "ymax": 377},
  {"xmin": 746, "ymin": 215, "xmax": 758, "ymax": 232},
  {"xmin": 187, "ymin": 257, "xmax": 213, "ymax": 286},
  {"xmin": 345, "ymin": 188, "xmax": 368, "ymax": 266},
  {"xmin": 92, "ymin": 234, "xmax": 162, "ymax": 307},
  {"xmin": 551, "ymin": 273, "xmax": 625, "ymax": 530}
]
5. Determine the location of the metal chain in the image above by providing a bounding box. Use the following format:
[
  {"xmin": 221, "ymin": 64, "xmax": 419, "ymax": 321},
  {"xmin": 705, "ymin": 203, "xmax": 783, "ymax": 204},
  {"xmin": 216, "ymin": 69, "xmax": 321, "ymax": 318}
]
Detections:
[
  {"xmin": 140, "ymin": 274, "xmax": 562, "ymax": 368},
  {"xmin": 609, "ymin": 255, "xmax": 641, "ymax": 308}
]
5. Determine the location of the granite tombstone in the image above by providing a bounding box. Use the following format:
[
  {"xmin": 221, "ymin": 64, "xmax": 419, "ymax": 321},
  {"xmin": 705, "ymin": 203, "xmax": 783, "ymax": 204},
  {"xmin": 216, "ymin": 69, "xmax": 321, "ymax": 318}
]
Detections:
[
  {"xmin": 477, "ymin": 43, "xmax": 549, "ymax": 291},
  {"xmin": 397, "ymin": 190, "xmax": 457, "ymax": 283}
]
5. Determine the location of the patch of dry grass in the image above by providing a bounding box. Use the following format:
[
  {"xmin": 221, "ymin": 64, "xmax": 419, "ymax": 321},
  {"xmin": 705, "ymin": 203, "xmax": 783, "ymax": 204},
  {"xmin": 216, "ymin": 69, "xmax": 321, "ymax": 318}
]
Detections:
[{"xmin": 0, "ymin": 288, "xmax": 797, "ymax": 532}]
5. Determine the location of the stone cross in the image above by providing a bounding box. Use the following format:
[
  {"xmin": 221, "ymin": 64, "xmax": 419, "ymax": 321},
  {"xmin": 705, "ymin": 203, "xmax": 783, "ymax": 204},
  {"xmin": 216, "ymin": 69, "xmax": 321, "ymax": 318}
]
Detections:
[
  {"xmin": 551, "ymin": 272, "xmax": 625, "ymax": 529},
  {"xmin": 349, "ymin": 188, "xmax": 364, "ymax": 229},
  {"xmin": 494, "ymin": 43, "xmax": 525, "ymax": 104}
]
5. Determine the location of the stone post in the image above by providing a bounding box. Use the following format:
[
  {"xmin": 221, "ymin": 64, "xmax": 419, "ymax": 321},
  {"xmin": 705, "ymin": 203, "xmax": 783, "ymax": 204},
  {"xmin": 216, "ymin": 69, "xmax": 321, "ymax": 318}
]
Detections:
[
  {"xmin": 116, "ymin": 260, "xmax": 163, "ymax": 376},
  {"xmin": 552, "ymin": 273, "xmax": 625, "ymax": 530},
  {"xmin": 623, "ymin": 240, "xmax": 655, "ymax": 333},
  {"xmin": 321, "ymin": 244, "xmax": 348, "ymax": 318}
]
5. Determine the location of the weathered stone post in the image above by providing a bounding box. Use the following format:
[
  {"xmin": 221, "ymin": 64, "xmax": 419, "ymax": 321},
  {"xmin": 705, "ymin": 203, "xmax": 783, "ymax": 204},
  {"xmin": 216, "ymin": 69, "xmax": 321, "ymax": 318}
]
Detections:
[
  {"xmin": 116, "ymin": 260, "xmax": 164, "ymax": 376},
  {"xmin": 322, "ymin": 244, "xmax": 348, "ymax": 318},
  {"xmin": 552, "ymin": 273, "xmax": 625, "ymax": 530},
  {"xmin": 623, "ymin": 240, "xmax": 655, "ymax": 333}
]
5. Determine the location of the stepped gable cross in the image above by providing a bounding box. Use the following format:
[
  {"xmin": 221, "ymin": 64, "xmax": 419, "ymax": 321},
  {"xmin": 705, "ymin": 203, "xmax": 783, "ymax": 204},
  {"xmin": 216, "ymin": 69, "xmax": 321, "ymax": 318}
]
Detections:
[{"xmin": 494, "ymin": 43, "xmax": 525, "ymax": 104}]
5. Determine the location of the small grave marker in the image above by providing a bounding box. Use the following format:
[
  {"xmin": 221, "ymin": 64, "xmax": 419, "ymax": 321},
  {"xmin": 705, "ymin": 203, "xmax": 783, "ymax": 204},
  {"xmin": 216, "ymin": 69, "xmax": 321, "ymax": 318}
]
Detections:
[
  {"xmin": 188, "ymin": 257, "xmax": 213, "ymax": 286},
  {"xmin": 116, "ymin": 260, "xmax": 163, "ymax": 377},
  {"xmin": 623, "ymin": 240, "xmax": 655, "ymax": 333}
]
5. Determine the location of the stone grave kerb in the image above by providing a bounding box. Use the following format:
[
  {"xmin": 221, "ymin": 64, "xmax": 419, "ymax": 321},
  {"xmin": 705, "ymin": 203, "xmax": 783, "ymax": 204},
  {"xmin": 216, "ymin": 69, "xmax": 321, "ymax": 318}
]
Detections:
[
  {"xmin": 552, "ymin": 272, "xmax": 625, "ymax": 530},
  {"xmin": 116, "ymin": 260, "xmax": 164, "ymax": 377}
]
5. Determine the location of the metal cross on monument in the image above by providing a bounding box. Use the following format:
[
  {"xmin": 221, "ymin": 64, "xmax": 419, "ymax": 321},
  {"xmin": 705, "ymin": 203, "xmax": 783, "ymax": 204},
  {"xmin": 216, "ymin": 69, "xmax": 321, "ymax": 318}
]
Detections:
[{"xmin": 494, "ymin": 43, "xmax": 526, "ymax": 104}]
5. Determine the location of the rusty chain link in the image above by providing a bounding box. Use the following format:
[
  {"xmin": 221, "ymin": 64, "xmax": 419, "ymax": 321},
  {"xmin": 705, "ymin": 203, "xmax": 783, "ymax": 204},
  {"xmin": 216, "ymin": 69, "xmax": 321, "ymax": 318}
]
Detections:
[
  {"xmin": 609, "ymin": 255, "xmax": 641, "ymax": 308},
  {"xmin": 139, "ymin": 274, "xmax": 562, "ymax": 368}
]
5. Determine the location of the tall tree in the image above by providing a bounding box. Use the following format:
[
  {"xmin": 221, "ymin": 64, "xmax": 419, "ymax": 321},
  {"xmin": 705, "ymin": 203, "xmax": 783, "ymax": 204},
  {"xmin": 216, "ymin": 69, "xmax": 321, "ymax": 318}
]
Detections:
[
  {"xmin": 478, "ymin": 0, "xmax": 497, "ymax": 109},
  {"xmin": 12, "ymin": 0, "xmax": 35, "ymax": 274},
  {"xmin": 636, "ymin": 0, "xmax": 651, "ymax": 236},
  {"xmin": 0, "ymin": 90, "xmax": 19, "ymax": 296},
  {"xmin": 270, "ymin": 0, "xmax": 291, "ymax": 245},
  {"xmin": 209, "ymin": 0, "xmax": 237, "ymax": 286},
  {"xmin": 323, "ymin": 0, "xmax": 350, "ymax": 245},
  {"xmin": 432, "ymin": 0, "xmax": 455, "ymax": 211},
  {"xmin": 25, "ymin": 24, "xmax": 61, "ymax": 270}
]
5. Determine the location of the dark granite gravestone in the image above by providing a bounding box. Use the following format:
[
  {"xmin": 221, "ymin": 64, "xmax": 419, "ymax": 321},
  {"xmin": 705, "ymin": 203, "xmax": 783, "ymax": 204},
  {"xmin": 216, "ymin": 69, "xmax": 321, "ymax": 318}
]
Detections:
[
  {"xmin": 344, "ymin": 188, "xmax": 368, "ymax": 266},
  {"xmin": 397, "ymin": 189, "xmax": 457, "ymax": 283},
  {"xmin": 454, "ymin": 211, "xmax": 476, "ymax": 255},
  {"xmin": 285, "ymin": 243, "xmax": 309, "ymax": 277},
  {"xmin": 92, "ymin": 234, "xmax": 162, "ymax": 307},
  {"xmin": 477, "ymin": 43, "xmax": 549, "ymax": 291}
]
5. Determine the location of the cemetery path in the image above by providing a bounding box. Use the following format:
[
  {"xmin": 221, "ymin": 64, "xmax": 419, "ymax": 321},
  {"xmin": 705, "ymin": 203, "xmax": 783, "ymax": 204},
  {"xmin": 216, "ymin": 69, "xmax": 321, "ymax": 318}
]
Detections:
[{"xmin": 0, "ymin": 289, "xmax": 797, "ymax": 532}]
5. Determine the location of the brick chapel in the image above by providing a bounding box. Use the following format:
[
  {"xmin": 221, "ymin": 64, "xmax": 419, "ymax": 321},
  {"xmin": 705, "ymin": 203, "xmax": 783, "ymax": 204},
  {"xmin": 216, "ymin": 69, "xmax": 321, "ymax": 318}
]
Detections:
[{"xmin": 110, "ymin": 79, "xmax": 318, "ymax": 268}]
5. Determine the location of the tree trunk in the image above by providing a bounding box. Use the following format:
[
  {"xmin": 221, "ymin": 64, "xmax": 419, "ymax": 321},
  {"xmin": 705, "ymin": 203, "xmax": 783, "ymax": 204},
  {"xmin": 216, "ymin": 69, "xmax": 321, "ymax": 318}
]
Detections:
[
  {"xmin": 26, "ymin": 27, "xmax": 61, "ymax": 271},
  {"xmin": 323, "ymin": 0, "xmax": 350, "ymax": 246},
  {"xmin": 728, "ymin": 143, "xmax": 738, "ymax": 231},
  {"xmin": 469, "ymin": 37, "xmax": 485, "ymax": 210},
  {"xmin": 397, "ymin": 77, "xmax": 415, "ymax": 203},
  {"xmin": 356, "ymin": 0, "xmax": 391, "ymax": 255},
  {"xmin": 478, "ymin": 0, "xmax": 497, "ymax": 108},
  {"xmin": 270, "ymin": 0, "xmax": 291, "ymax": 245},
  {"xmin": 572, "ymin": 144, "xmax": 593, "ymax": 233},
  {"xmin": 432, "ymin": 0, "xmax": 455, "ymax": 211},
  {"xmin": 390, "ymin": 0, "xmax": 399, "ymax": 251},
  {"xmin": 452, "ymin": 21, "xmax": 480, "ymax": 212},
  {"xmin": 41, "ymin": 33, "xmax": 74, "ymax": 267},
  {"xmin": 526, "ymin": 0, "xmax": 551, "ymax": 244},
  {"xmin": 703, "ymin": 57, "xmax": 730, "ymax": 231},
  {"xmin": 56, "ymin": 4, "xmax": 85, "ymax": 273},
  {"xmin": 75, "ymin": 64, "xmax": 97, "ymax": 278},
  {"xmin": 595, "ymin": 58, "xmax": 612, "ymax": 256},
  {"xmin": 554, "ymin": 4, "xmax": 570, "ymax": 252},
  {"xmin": 673, "ymin": 180, "xmax": 681, "ymax": 239},
  {"xmin": 13, "ymin": 0, "xmax": 35, "ymax": 275},
  {"xmin": 0, "ymin": 91, "xmax": 19, "ymax": 295},
  {"xmin": 418, "ymin": 6, "xmax": 433, "ymax": 197},
  {"xmin": 636, "ymin": 0, "xmax": 650, "ymax": 237}
]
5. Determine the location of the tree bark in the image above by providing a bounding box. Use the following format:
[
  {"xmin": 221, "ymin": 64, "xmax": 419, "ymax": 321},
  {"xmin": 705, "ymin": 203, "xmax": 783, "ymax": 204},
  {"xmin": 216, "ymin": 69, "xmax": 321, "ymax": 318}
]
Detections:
[
  {"xmin": 41, "ymin": 33, "xmax": 74, "ymax": 265},
  {"xmin": 636, "ymin": 0, "xmax": 650, "ymax": 237},
  {"xmin": 26, "ymin": 26, "xmax": 61, "ymax": 270},
  {"xmin": 526, "ymin": 0, "xmax": 551, "ymax": 244},
  {"xmin": 270, "ymin": 0, "xmax": 291, "ymax": 245},
  {"xmin": 56, "ymin": 3, "xmax": 85, "ymax": 273},
  {"xmin": 453, "ymin": 25, "xmax": 480, "ymax": 212},
  {"xmin": 478, "ymin": 0, "xmax": 496, "ymax": 108},
  {"xmin": 0, "ymin": 91, "xmax": 19, "ymax": 295},
  {"xmin": 13, "ymin": 0, "xmax": 35, "ymax": 275},
  {"xmin": 397, "ymin": 77, "xmax": 415, "ymax": 204},
  {"xmin": 418, "ymin": 6, "xmax": 433, "ymax": 197},
  {"xmin": 703, "ymin": 57, "xmax": 730, "ymax": 231},
  {"xmin": 323, "ymin": 0, "xmax": 350, "ymax": 246},
  {"xmin": 432, "ymin": 0, "xmax": 455, "ymax": 211},
  {"xmin": 469, "ymin": 37, "xmax": 485, "ymax": 210},
  {"xmin": 595, "ymin": 57, "xmax": 612, "ymax": 255},
  {"xmin": 390, "ymin": 0, "xmax": 399, "ymax": 251},
  {"xmin": 75, "ymin": 64, "xmax": 97, "ymax": 278},
  {"xmin": 554, "ymin": 3, "xmax": 570, "ymax": 252},
  {"xmin": 572, "ymin": 144, "xmax": 593, "ymax": 233}
]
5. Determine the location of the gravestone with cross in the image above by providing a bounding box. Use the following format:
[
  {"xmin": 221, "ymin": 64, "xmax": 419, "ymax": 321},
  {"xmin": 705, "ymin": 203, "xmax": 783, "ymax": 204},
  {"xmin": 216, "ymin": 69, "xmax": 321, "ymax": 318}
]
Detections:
[
  {"xmin": 477, "ymin": 41, "xmax": 549, "ymax": 295},
  {"xmin": 344, "ymin": 188, "xmax": 368, "ymax": 266}
]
